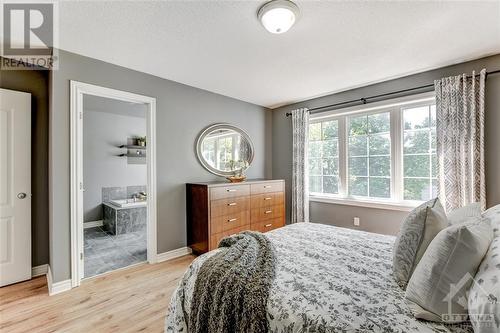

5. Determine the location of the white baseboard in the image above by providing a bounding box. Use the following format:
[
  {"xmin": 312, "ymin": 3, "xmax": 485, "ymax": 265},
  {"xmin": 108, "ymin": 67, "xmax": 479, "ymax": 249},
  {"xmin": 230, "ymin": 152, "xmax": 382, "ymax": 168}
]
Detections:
[
  {"xmin": 47, "ymin": 265, "xmax": 72, "ymax": 296},
  {"xmin": 156, "ymin": 247, "xmax": 192, "ymax": 263},
  {"xmin": 84, "ymin": 220, "xmax": 103, "ymax": 229},
  {"xmin": 32, "ymin": 264, "xmax": 48, "ymax": 277}
]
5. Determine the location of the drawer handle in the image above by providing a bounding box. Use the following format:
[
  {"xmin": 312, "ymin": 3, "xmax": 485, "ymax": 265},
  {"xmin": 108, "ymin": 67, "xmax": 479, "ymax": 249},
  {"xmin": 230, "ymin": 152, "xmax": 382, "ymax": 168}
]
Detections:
[
  {"xmin": 264, "ymin": 185, "xmax": 272, "ymax": 189},
  {"xmin": 228, "ymin": 218, "xmax": 238, "ymax": 222},
  {"xmin": 228, "ymin": 202, "xmax": 237, "ymax": 206},
  {"xmin": 264, "ymin": 197, "xmax": 272, "ymax": 201},
  {"xmin": 226, "ymin": 189, "xmax": 237, "ymax": 192},
  {"xmin": 264, "ymin": 210, "xmax": 272, "ymax": 214},
  {"xmin": 264, "ymin": 223, "xmax": 272, "ymax": 228}
]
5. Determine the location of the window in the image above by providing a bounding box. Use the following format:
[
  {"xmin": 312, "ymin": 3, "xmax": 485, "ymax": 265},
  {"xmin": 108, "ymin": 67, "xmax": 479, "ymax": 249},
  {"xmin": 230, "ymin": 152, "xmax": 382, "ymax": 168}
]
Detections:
[
  {"xmin": 402, "ymin": 105, "xmax": 437, "ymax": 201},
  {"xmin": 308, "ymin": 93, "xmax": 436, "ymax": 207},
  {"xmin": 308, "ymin": 120, "xmax": 339, "ymax": 194},
  {"xmin": 348, "ymin": 112, "xmax": 391, "ymax": 198}
]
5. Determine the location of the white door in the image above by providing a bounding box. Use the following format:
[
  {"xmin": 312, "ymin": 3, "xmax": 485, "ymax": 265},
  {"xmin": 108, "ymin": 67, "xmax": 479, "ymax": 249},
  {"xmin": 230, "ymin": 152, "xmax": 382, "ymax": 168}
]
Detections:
[{"xmin": 0, "ymin": 88, "xmax": 31, "ymax": 286}]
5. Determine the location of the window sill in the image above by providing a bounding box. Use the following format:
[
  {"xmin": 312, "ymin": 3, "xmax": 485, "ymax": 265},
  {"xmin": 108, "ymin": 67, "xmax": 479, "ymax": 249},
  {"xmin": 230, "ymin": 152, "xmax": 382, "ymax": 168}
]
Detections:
[{"xmin": 308, "ymin": 195, "xmax": 418, "ymax": 212}]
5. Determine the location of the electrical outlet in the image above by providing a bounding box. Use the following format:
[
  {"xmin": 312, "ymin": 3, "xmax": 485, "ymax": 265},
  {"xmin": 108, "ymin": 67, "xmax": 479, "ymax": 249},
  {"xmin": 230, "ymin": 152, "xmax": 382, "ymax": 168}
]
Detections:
[{"xmin": 353, "ymin": 217, "xmax": 360, "ymax": 226}]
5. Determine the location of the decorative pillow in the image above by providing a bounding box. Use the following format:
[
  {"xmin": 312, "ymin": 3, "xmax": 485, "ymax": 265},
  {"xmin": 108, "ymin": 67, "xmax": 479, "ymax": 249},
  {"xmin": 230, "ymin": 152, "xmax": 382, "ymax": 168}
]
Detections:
[
  {"xmin": 448, "ymin": 202, "xmax": 482, "ymax": 225},
  {"xmin": 469, "ymin": 205, "xmax": 500, "ymax": 332},
  {"xmin": 405, "ymin": 218, "xmax": 493, "ymax": 323},
  {"xmin": 393, "ymin": 198, "xmax": 448, "ymax": 289}
]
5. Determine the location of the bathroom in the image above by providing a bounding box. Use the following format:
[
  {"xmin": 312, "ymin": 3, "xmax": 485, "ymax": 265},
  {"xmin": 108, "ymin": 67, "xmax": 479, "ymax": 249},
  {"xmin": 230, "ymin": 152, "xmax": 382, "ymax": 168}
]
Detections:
[{"xmin": 82, "ymin": 94, "xmax": 148, "ymax": 278}]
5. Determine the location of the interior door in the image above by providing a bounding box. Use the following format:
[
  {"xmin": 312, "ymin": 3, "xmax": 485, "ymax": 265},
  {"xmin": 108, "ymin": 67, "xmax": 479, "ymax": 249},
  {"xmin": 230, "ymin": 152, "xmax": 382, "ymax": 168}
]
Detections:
[{"xmin": 0, "ymin": 88, "xmax": 31, "ymax": 286}]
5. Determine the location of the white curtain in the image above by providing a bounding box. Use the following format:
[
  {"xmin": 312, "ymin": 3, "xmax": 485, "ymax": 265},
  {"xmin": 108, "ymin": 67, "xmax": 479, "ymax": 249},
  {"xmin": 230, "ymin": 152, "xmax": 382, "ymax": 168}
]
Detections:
[
  {"xmin": 434, "ymin": 69, "xmax": 486, "ymax": 212},
  {"xmin": 291, "ymin": 108, "xmax": 309, "ymax": 223}
]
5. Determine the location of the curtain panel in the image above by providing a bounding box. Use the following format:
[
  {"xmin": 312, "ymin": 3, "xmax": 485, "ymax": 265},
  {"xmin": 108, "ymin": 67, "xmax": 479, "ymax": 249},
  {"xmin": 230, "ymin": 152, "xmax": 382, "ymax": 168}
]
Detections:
[
  {"xmin": 434, "ymin": 69, "xmax": 486, "ymax": 212},
  {"xmin": 291, "ymin": 108, "xmax": 310, "ymax": 223}
]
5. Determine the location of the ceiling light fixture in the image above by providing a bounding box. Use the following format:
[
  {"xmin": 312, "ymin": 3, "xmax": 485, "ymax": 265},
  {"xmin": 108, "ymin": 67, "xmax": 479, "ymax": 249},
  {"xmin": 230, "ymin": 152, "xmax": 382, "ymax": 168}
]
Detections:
[{"xmin": 258, "ymin": 0, "xmax": 300, "ymax": 34}]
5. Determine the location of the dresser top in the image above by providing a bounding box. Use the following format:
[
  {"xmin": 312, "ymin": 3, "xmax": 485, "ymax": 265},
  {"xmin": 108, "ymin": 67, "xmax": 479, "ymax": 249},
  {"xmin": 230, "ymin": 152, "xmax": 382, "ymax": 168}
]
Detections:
[{"xmin": 187, "ymin": 179, "xmax": 284, "ymax": 188}]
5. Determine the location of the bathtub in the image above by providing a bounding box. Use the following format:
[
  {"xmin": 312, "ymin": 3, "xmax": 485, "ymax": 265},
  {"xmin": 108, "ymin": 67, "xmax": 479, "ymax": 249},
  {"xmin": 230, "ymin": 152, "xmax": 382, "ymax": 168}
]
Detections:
[{"xmin": 109, "ymin": 199, "xmax": 147, "ymax": 208}]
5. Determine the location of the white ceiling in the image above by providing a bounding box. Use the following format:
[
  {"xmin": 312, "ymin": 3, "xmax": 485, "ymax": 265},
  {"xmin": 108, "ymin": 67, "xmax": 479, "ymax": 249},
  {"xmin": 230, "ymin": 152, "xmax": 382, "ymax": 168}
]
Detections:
[{"xmin": 59, "ymin": 1, "xmax": 500, "ymax": 108}]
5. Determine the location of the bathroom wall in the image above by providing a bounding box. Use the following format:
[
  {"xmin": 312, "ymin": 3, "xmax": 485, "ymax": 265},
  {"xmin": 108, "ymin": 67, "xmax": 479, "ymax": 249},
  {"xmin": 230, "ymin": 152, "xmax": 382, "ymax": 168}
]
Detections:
[
  {"xmin": 49, "ymin": 49, "xmax": 272, "ymax": 282},
  {"xmin": 83, "ymin": 104, "xmax": 147, "ymax": 222}
]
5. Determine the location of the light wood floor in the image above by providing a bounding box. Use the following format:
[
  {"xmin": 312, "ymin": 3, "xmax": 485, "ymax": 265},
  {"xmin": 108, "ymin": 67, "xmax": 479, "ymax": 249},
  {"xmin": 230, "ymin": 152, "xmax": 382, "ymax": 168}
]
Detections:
[{"xmin": 0, "ymin": 255, "xmax": 195, "ymax": 333}]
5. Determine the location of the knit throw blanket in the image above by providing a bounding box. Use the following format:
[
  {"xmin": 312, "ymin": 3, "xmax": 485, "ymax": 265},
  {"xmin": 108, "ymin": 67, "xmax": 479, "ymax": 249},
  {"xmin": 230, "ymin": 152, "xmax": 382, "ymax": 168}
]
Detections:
[{"xmin": 188, "ymin": 231, "xmax": 276, "ymax": 333}]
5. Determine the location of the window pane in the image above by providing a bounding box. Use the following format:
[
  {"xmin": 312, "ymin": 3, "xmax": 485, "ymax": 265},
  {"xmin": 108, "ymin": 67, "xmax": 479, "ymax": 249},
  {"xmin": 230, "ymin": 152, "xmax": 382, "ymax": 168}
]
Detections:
[
  {"xmin": 404, "ymin": 131, "xmax": 430, "ymax": 154},
  {"xmin": 309, "ymin": 141, "xmax": 321, "ymax": 158},
  {"xmin": 369, "ymin": 134, "xmax": 390, "ymax": 155},
  {"xmin": 370, "ymin": 156, "xmax": 390, "ymax": 177},
  {"xmin": 369, "ymin": 178, "xmax": 390, "ymax": 198},
  {"xmin": 430, "ymin": 129, "xmax": 436, "ymax": 152},
  {"xmin": 309, "ymin": 159, "xmax": 321, "ymax": 175},
  {"xmin": 349, "ymin": 177, "xmax": 368, "ymax": 196},
  {"xmin": 348, "ymin": 136, "xmax": 367, "ymax": 156},
  {"xmin": 349, "ymin": 157, "xmax": 367, "ymax": 176},
  {"xmin": 404, "ymin": 155, "xmax": 430, "ymax": 177},
  {"xmin": 309, "ymin": 123, "xmax": 321, "ymax": 141},
  {"xmin": 404, "ymin": 178, "xmax": 432, "ymax": 201},
  {"xmin": 403, "ymin": 106, "xmax": 430, "ymax": 130},
  {"xmin": 322, "ymin": 158, "xmax": 338, "ymax": 175},
  {"xmin": 322, "ymin": 121, "xmax": 338, "ymax": 139},
  {"xmin": 368, "ymin": 113, "xmax": 390, "ymax": 134},
  {"xmin": 310, "ymin": 176, "xmax": 322, "ymax": 193},
  {"xmin": 322, "ymin": 139, "xmax": 338, "ymax": 157},
  {"xmin": 323, "ymin": 176, "xmax": 338, "ymax": 194},
  {"xmin": 430, "ymin": 105, "xmax": 436, "ymax": 127},
  {"xmin": 349, "ymin": 115, "xmax": 368, "ymax": 136}
]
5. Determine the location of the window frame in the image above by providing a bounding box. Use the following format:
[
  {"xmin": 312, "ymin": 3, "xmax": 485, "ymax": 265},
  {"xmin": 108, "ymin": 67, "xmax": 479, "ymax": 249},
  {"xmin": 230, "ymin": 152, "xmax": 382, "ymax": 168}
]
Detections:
[{"xmin": 308, "ymin": 92, "xmax": 436, "ymax": 211}]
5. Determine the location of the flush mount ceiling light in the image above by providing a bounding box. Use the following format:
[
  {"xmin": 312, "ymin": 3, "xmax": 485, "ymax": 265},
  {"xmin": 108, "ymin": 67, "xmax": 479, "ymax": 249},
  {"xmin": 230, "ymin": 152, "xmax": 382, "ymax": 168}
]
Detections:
[{"xmin": 258, "ymin": 0, "xmax": 300, "ymax": 34}]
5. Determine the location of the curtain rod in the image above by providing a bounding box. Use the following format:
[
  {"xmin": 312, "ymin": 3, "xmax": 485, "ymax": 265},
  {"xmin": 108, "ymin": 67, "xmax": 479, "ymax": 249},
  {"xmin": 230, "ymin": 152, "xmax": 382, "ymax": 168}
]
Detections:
[{"xmin": 285, "ymin": 69, "xmax": 500, "ymax": 117}]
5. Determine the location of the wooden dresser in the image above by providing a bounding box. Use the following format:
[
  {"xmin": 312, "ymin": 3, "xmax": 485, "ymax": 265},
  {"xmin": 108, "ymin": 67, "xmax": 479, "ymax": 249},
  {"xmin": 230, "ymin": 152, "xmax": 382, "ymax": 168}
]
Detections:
[{"xmin": 186, "ymin": 179, "xmax": 285, "ymax": 254}]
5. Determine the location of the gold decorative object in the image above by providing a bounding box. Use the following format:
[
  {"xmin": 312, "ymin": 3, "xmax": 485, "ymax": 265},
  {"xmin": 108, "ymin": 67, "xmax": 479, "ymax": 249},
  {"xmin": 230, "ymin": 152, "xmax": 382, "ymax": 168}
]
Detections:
[{"xmin": 226, "ymin": 175, "xmax": 246, "ymax": 183}]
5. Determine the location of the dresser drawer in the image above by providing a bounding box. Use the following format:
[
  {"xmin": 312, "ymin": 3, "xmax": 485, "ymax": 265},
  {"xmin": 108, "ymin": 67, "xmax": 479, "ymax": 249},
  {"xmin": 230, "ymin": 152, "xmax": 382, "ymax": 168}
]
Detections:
[
  {"xmin": 211, "ymin": 210, "xmax": 250, "ymax": 234},
  {"xmin": 251, "ymin": 204, "xmax": 284, "ymax": 221},
  {"xmin": 250, "ymin": 192, "xmax": 284, "ymax": 209},
  {"xmin": 211, "ymin": 197, "xmax": 250, "ymax": 218},
  {"xmin": 210, "ymin": 224, "xmax": 251, "ymax": 250},
  {"xmin": 210, "ymin": 184, "xmax": 250, "ymax": 200},
  {"xmin": 250, "ymin": 181, "xmax": 284, "ymax": 195},
  {"xmin": 251, "ymin": 218, "xmax": 285, "ymax": 233}
]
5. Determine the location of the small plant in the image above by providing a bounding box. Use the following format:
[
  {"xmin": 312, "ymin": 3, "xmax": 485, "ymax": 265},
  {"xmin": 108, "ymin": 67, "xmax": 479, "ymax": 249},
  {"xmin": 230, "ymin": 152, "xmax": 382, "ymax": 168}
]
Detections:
[{"xmin": 136, "ymin": 136, "xmax": 146, "ymax": 146}]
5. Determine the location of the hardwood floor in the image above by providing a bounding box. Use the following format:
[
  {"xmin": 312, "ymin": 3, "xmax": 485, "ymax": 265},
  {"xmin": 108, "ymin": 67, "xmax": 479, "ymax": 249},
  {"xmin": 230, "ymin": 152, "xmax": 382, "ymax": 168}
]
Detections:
[{"xmin": 0, "ymin": 255, "xmax": 195, "ymax": 333}]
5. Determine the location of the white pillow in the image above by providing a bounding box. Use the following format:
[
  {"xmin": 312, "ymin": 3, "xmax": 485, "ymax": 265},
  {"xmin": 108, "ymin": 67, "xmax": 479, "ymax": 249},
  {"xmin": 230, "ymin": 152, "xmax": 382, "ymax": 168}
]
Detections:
[
  {"xmin": 405, "ymin": 217, "xmax": 493, "ymax": 323},
  {"xmin": 448, "ymin": 202, "xmax": 482, "ymax": 225}
]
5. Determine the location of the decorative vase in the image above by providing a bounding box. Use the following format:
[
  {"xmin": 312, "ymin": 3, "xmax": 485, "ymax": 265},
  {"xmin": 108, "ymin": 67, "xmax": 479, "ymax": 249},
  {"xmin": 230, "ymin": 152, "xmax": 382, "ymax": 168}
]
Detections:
[{"xmin": 226, "ymin": 175, "xmax": 246, "ymax": 183}]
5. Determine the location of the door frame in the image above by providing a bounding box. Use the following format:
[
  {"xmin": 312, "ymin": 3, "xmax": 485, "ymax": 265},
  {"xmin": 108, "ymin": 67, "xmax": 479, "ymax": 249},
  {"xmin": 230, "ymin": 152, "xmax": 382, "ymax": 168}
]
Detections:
[{"xmin": 70, "ymin": 81, "xmax": 157, "ymax": 287}]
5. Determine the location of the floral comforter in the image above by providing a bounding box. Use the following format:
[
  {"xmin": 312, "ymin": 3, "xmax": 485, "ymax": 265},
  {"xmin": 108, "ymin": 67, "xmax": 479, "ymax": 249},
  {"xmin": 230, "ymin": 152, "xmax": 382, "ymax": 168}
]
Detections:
[{"xmin": 165, "ymin": 223, "xmax": 472, "ymax": 333}]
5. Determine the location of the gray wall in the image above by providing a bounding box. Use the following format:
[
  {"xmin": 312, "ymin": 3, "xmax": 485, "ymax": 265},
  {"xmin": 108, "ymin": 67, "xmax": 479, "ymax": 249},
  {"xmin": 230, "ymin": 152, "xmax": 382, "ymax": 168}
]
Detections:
[
  {"xmin": 83, "ymin": 109, "xmax": 147, "ymax": 222},
  {"xmin": 0, "ymin": 63, "xmax": 50, "ymax": 267},
  {"xmin": 273, "ymin": 54, "xmax": 500, "ymax": 235},
  {"xmin": 49, "ymin": 50, "xmax": 272, "ymax": 282}
]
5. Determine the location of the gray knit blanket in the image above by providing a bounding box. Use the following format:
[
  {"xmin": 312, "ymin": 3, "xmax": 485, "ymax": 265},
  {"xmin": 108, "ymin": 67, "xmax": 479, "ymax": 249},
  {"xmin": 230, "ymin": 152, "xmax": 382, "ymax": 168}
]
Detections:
[{"xmin": 188, "ymin": 231, "xmax": 276, "ymax": 333}]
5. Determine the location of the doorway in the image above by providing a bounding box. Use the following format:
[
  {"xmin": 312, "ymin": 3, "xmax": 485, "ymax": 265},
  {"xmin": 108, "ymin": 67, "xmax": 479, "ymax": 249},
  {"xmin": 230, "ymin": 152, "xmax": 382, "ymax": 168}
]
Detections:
[{"xmin": 70, "ymin": 82, "xmax": 157, "ymax": 287}]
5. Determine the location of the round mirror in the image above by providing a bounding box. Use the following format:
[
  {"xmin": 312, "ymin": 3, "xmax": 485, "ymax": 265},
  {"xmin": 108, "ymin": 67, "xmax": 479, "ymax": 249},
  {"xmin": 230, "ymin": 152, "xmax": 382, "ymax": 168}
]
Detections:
[{"xmin": 196, "ymin": 123, "xmax": 254, "ymax": 177}]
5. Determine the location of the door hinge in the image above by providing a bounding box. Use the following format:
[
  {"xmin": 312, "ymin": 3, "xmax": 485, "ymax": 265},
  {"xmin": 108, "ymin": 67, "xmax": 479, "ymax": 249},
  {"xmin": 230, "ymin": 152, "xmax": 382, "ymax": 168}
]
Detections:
[
  {"xmin": 80, "ymin": 182, "xmax": 83, "ymax": 190},
  {"xmin": 80, "ymin": 252, "xmax": 83, "ymax": 260},
  {"xmin": 79, "ymin": 112, "xmax": 83, "ymax": 119}
]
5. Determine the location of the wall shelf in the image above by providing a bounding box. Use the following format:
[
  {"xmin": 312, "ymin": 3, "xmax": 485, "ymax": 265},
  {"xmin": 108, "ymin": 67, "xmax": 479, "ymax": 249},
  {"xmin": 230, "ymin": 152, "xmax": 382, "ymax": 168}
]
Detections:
[{"xmin": 118, "ymin": 144, "xmax": 146, "ymax": 149}]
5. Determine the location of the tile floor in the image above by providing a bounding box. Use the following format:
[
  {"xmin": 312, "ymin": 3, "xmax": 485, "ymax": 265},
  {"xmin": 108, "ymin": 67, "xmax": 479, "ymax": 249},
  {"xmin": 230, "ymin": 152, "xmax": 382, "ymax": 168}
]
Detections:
[{"xmin": 84, "ymin": 226, "xmax": 147, "ymax": 278}]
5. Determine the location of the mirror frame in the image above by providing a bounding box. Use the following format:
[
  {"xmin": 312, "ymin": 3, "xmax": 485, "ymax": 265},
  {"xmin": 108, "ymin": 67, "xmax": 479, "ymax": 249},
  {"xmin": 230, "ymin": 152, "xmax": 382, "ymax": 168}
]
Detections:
[{"xmin": 195, "ymin": 123, "xmax": 255, "ymax": 177}]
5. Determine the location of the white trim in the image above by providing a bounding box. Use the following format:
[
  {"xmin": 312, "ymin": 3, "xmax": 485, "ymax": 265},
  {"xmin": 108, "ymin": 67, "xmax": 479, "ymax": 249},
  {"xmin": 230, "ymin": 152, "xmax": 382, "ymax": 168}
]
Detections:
[
  {"xmin": 83, "ymin": 220, "xmax": 103, "ymax": 229},
  {"xmin": 70, "ymin": 81, "xmax": 158, "ymax": 289},
  {"xmin": 46, "ymin": 265, "xmax": 71, "ymax": 296},
  {"xmin": 309, "ymin": 195, "xmax": 417, "ymax": 212},
  {"xmin": 156, "ymin": 247, "xmax": 192, "ymax": 263},
  {"xmin": 32, "ymin": 264, "xmax": 48, "ymax": 277}
]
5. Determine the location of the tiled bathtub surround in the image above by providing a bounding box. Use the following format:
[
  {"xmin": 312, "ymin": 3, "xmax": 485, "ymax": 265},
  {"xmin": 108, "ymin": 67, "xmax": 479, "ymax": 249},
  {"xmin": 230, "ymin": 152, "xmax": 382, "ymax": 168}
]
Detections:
[
  {"xmin": 102, "ymin": 185, "xmax": 147, "ymax": 203},
  {"xmin": 103, "ymin": 204, "xmax": 147, "ymax": 235}
]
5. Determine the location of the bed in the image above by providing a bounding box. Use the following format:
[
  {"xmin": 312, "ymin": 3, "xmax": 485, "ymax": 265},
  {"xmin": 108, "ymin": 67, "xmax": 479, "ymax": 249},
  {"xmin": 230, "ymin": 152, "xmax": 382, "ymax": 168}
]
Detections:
[{"xmin": 165, "ymin": 222, "xmax": 473, "ymax": 332}]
